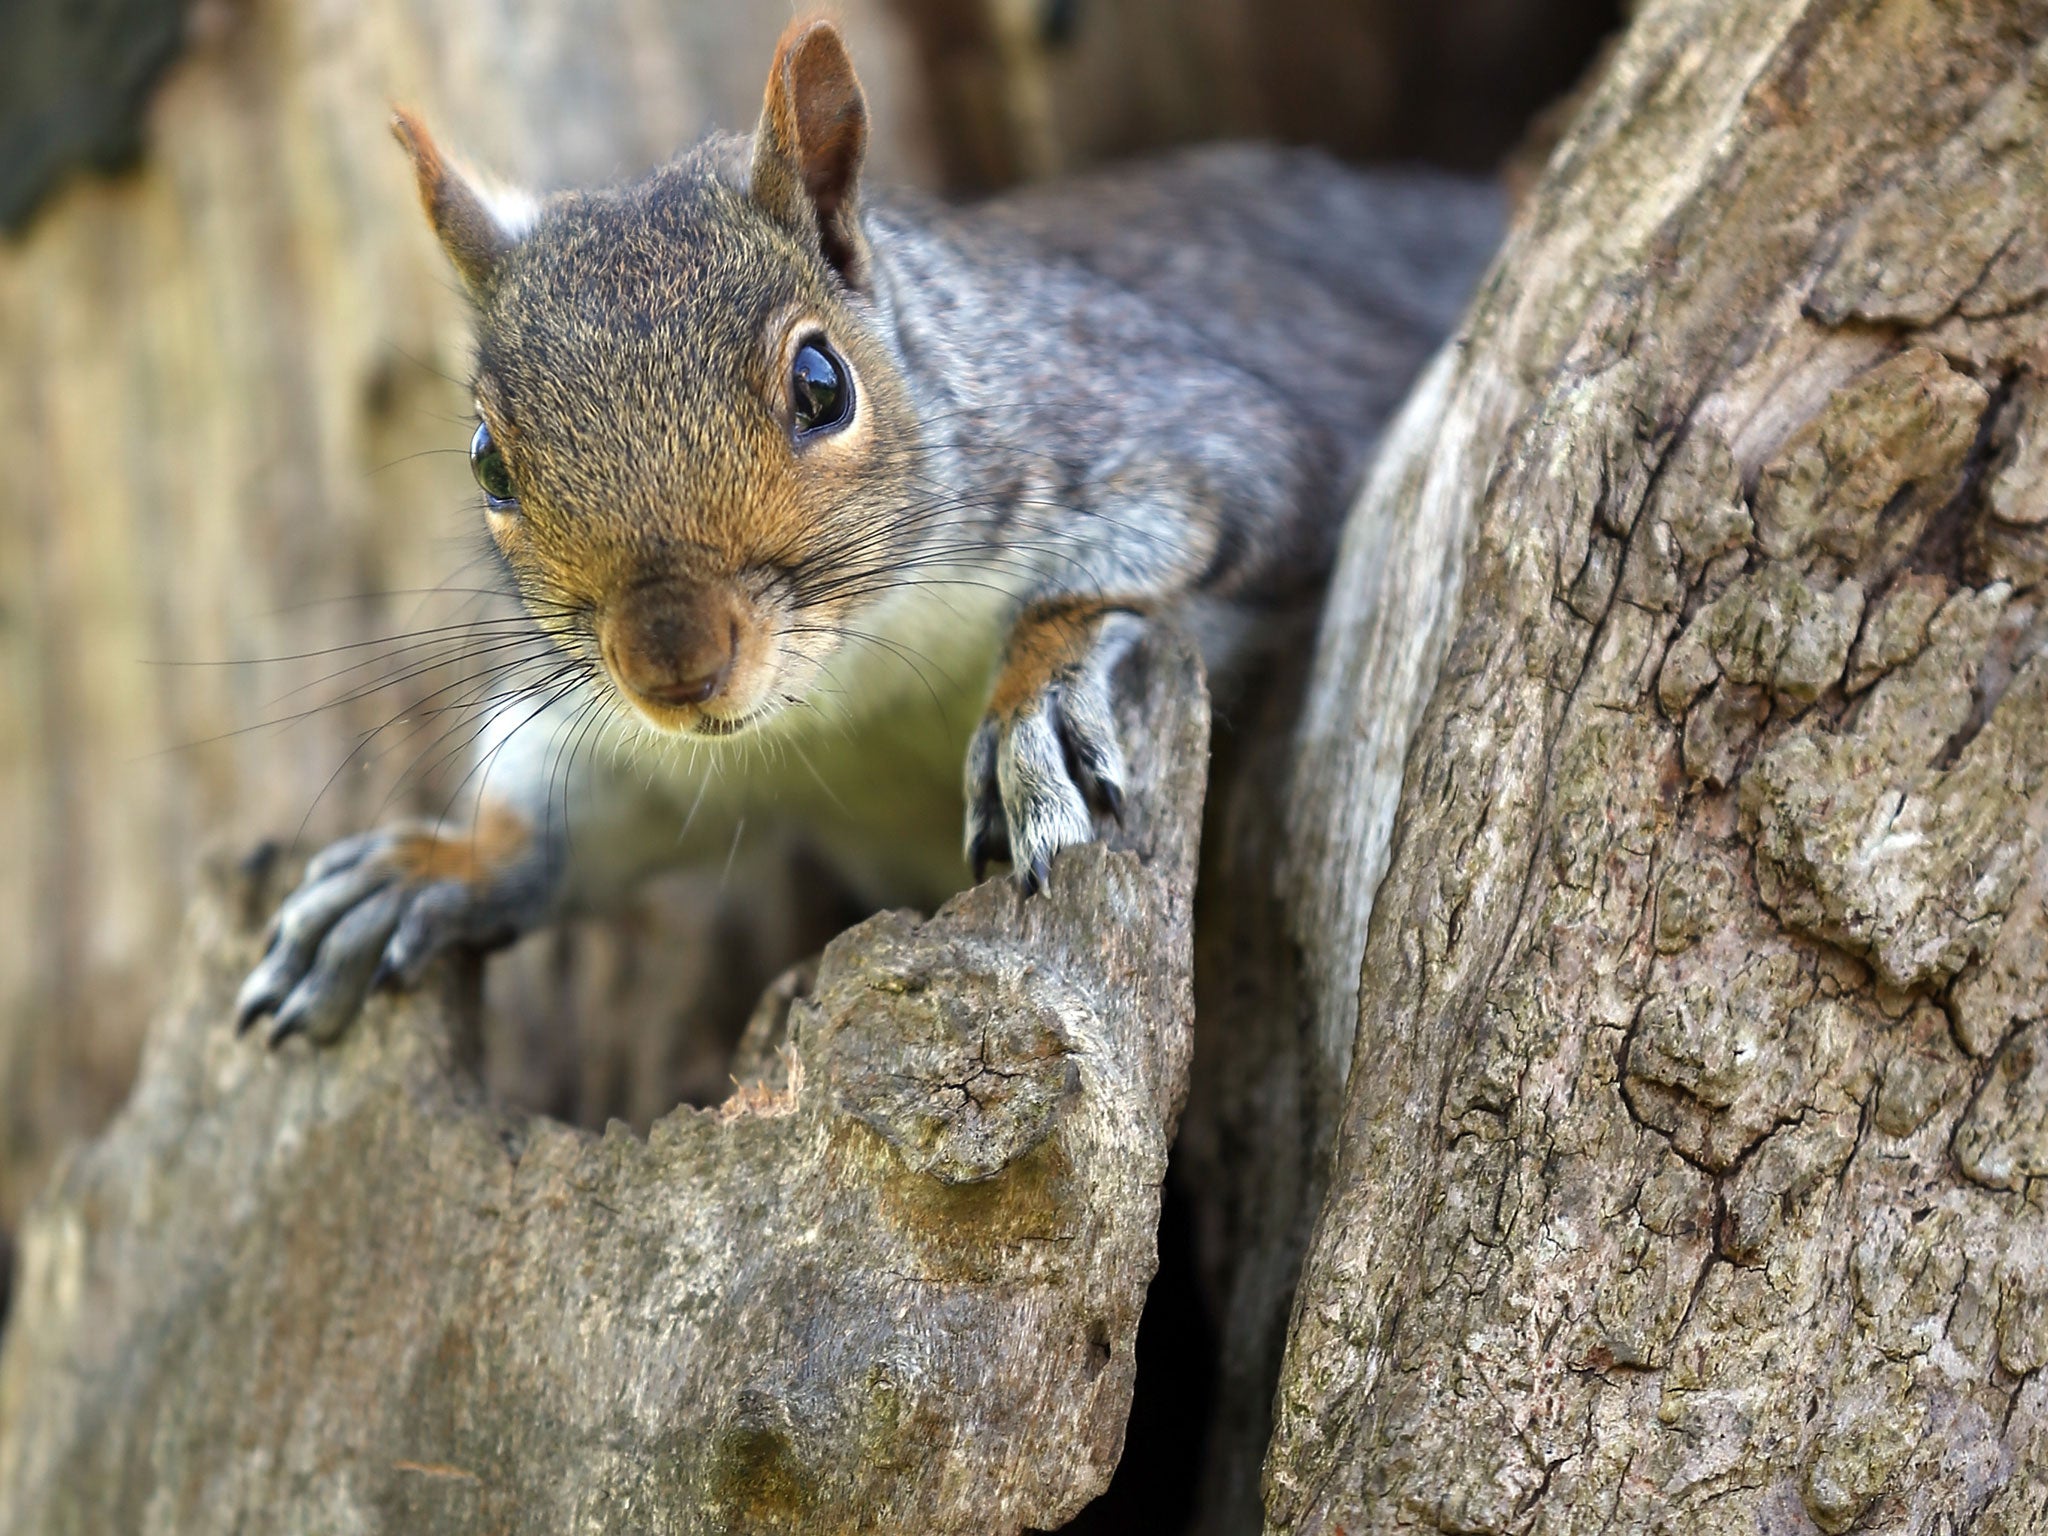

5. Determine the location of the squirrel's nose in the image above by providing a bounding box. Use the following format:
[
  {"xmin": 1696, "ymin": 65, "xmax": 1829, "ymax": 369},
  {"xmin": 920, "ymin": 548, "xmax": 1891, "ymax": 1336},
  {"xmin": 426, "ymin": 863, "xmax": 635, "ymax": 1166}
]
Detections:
[
  {"xmin": 637, "ymin": 637, "xmax": 736, "ymax": 708},
  {"xmin": 601, "ymin": 583, "xmax": 745, "ymax": 714}
]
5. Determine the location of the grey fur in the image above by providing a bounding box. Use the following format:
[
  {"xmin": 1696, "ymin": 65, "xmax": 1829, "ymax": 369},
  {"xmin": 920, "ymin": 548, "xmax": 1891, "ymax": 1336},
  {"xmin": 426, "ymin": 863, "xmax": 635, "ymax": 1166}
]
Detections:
[{"xmin": 875, "ymin": 150, "xmax": 1500, "ymax": 617}]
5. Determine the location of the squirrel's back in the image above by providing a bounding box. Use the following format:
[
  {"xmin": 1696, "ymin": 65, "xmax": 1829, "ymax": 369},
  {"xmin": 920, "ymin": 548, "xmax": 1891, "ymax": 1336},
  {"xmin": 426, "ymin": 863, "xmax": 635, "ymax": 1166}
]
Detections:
[
  {"xmin": 957, "ymin": 146, "xmax": 1498, "ymax": 452},
  {"xmin": 865, "ymin": 148, "xmax": 1501, "ymax": 616}
]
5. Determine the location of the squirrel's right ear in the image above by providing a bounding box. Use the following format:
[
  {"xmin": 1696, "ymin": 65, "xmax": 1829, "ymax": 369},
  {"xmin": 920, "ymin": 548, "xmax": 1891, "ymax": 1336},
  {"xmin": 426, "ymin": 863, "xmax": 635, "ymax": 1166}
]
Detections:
[
  {"xmin": 751, "ymin": 19, "xmax": 870, "ymax": 288},
  {"xmin": 390, "ymin": 110, "xmax": 531, "ymax": 299}
]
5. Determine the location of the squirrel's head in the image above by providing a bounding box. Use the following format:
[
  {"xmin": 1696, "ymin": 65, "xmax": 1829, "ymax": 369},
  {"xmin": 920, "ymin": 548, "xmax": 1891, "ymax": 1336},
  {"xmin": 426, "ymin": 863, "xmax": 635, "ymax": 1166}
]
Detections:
[{"xmin": 393, "ymin": 19, "xmax": 921, "ymax": 737}]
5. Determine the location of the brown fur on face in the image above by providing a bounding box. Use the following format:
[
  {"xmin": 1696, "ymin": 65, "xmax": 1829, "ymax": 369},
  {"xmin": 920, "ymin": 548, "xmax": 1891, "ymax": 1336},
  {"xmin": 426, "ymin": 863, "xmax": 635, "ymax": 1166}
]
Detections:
[{"xmin": 394, "ymin": 22, "xmax": 919, "ymax": 738}]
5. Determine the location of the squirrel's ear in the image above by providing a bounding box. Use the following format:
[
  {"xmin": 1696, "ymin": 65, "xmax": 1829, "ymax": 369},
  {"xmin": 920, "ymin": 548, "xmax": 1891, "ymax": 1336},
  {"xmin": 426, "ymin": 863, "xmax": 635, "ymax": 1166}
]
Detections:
[
  {"xmin": 390, "ymin": 110, "xmax": 532, "ymax": 299},
  {"xmin": 751, "ymin": 18, "xmax": 870, "ymax": 287}
]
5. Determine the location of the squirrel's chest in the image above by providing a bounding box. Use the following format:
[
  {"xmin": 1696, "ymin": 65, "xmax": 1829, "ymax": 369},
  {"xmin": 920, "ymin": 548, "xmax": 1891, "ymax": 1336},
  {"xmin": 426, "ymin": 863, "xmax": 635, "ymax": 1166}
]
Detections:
[{"xmin": 661, "ymin": 579, "xmax": 1013, "ymax": 900}]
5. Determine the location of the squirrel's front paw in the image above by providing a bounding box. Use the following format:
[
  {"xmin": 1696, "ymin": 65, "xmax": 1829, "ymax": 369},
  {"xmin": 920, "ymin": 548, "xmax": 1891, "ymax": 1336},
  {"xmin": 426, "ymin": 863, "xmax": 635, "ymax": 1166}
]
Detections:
[
  {"xmin": 965, "ymin": 605, "xmax": 1141, "ymax": 893},
  {"xmin": 235, "ymin": 804, "xmax": 550, "ymax": 1046}
]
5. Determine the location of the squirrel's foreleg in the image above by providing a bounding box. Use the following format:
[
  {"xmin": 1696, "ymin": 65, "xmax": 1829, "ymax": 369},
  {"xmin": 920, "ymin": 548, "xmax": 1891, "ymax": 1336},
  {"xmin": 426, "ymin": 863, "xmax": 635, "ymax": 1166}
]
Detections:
[
  {"xmin": 234, "ymin": 801, "xmax": 563, "ymax": 1045},
  {"xmin": 234, "ymin": 694, "xmax": 701, "ymax": 1046},
  {"xmin": 965, "ymin": 597, "xmax": 1147, "ymax": 891}
]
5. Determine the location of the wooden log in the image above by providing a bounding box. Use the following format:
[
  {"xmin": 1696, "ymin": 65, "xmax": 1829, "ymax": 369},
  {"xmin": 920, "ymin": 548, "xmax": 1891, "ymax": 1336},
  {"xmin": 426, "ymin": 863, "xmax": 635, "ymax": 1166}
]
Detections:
[{"xmin": 0, "ymin": 634, "xmax": 1205, "ymax": 1535}]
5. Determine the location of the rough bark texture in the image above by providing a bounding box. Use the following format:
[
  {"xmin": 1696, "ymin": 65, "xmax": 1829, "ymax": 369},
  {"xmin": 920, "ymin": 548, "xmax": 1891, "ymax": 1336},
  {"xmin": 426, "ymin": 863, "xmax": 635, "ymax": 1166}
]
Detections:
[
  {"xmin": 1266, "ymin": 3, "xmax": 2048, "ymax": 1532},
  {"xmin": 0, "ymin": 636, "xmax": 1204, "ymax": 1535}
]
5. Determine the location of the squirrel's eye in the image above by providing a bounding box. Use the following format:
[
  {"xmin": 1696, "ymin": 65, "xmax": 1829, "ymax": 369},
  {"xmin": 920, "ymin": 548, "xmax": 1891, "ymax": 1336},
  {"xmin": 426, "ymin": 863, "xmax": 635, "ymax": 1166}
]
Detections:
[
  {"xmin": 790, "ymin": 340, "xmax": 852, "ymax": 438},
  {"xmin": 470, "ymin": 421, "xmax": 516, "ymax": 507}
]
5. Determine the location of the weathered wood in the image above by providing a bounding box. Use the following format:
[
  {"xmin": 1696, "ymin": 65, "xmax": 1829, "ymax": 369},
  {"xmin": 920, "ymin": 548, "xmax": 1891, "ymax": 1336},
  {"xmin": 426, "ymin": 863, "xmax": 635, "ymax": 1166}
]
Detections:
[
  {"xmin": 1178, "ymin": 338, "xmax": 1502, "ymax": 1536},
  {"xmin": 0, "ymin": 634, "xmax": 1205, "ymax": 1536},
  {"xmin": 1265, "ymin": 3, "xmax": 2048, "ymax": 1531}
]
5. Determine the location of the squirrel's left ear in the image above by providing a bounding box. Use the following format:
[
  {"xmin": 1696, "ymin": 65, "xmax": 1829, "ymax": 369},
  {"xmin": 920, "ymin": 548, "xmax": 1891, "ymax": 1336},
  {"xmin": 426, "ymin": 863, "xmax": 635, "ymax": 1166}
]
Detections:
[
  {"xmin": 751, "ymin": 18, "xmax": 870, "ymax": 288},
  {"xmin": 390, "ymin": 110, "xmax": 534, "ymax": 300}
]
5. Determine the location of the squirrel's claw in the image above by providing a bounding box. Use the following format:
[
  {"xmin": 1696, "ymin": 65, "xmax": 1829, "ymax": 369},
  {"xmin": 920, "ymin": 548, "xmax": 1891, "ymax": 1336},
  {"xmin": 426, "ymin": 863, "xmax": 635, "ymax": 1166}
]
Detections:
[
  {"xmin": 1097, "ymin": 777, "xmax": 1127, "ymax": 827},
  {"xmin": 379, "ymin": 879, "xmax": 488, "ymax": 991},
  {"xmin": 964, "ymin": 725, "xmax": 1006, "ymax": 884},
  {"xmin": 234, "ymin": 982, "xmax": 280, "ymax": 1036},
  {"xmin": 235, "ymin": 859, "xmax": 393, "ymax": 1035},
  {"xmin": 266, "ymin": 1010, "xmax": 307, "ymax": 1050},
  {"xmin": 274, "ymin": 883, "xmax": 407, "ymax": 1044},
  {"xmin": 233, "ymin": 815, "xmax": 549, "ymax": 1047},
  {"xmin": 962, "ymin": 610, "xmax": 1137, "ymax": 893}
]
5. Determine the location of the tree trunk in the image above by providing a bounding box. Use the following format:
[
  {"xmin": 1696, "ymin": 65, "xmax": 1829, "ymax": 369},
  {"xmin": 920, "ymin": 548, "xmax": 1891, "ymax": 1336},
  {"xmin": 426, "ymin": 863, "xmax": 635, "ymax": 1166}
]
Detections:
[
  {"xmin": 1265, "ymin": 1, "xmax": 2048, "ymax": 1531},
  {"xmin": 8, "ymin": 0, "xmax": 2048, "ymax": 1532}
]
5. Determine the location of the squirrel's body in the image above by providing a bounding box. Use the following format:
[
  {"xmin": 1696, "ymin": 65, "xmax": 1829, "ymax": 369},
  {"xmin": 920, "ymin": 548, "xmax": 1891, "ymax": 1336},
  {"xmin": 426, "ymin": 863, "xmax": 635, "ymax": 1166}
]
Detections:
[
  {"xmin": 482, "ymin": 145, "xmax": 1497, "ymax": 902},
  {"xmin": 238, "ymin": 23, "xmax": 1501, "ymax": 1044}
]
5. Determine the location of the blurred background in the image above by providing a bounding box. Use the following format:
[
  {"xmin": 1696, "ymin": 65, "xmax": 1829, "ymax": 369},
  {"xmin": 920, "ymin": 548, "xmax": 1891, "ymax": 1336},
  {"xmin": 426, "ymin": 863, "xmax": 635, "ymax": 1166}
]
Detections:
[{"xmin": 0, "ymin": 0, "xmax": 1620, "ymax": 1335}]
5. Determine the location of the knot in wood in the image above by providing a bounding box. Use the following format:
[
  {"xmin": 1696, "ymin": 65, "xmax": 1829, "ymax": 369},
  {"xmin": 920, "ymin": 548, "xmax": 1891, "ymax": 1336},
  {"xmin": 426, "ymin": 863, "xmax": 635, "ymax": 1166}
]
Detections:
[{"xmin": 821, "ymin": 936, "xmax": 1084, "ymax": 1185}]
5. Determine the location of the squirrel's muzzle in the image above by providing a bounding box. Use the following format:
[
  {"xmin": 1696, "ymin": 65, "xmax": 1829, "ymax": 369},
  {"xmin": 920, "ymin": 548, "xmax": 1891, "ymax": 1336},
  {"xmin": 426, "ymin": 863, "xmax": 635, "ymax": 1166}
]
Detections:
[{"xmin": 599, "ymin": 579, "xmax": 748, "ymax": 720}]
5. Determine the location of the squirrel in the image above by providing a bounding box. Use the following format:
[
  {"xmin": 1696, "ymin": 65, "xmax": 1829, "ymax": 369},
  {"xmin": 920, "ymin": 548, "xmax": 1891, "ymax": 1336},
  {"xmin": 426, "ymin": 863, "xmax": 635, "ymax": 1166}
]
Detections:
[{"xmin": 235, "ymin": 17, "xmax": 1501, "ymax": 1045}]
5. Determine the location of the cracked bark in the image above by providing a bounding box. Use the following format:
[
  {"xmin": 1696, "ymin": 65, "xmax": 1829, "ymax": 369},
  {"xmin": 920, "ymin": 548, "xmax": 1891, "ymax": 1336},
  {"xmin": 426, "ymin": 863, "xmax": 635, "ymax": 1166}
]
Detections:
[{"xmin": 1265, "ymin": 3, "xmax": 2048, "ymax": 1532}]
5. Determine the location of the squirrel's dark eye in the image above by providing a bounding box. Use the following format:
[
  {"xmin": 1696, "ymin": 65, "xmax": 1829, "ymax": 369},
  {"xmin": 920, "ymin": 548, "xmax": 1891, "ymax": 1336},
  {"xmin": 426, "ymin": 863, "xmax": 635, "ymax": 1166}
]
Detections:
[
  {"xmin": 470, "ymin": 421, "xmax": 516, "ymax": 507},
  {"xmin": 790, "ymin": 340, "xmax": 852, "ymax": 438}
]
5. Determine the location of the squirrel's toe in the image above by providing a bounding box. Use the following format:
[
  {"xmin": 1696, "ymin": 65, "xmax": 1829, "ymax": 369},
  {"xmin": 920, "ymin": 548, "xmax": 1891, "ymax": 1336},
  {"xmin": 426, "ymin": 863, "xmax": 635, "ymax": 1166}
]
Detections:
[
  {"xmin": 264, "ymin": 884, "xmax": 407, "ymax": 1044},
  {"xmin": 378, "ymin": 880, "xmax": 475, "ymax": 991},
  {"xmin": 992, "ymin": 701, "xmax": 1098, "ymax": 890}
]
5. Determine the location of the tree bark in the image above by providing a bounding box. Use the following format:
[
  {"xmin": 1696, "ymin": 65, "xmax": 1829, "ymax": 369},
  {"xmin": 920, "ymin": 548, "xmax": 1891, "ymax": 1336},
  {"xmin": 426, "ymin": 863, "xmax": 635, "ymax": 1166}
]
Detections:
[{"xmin": 1265, "ymin": 2, "xmax": 2048, "ymax": 1531}]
